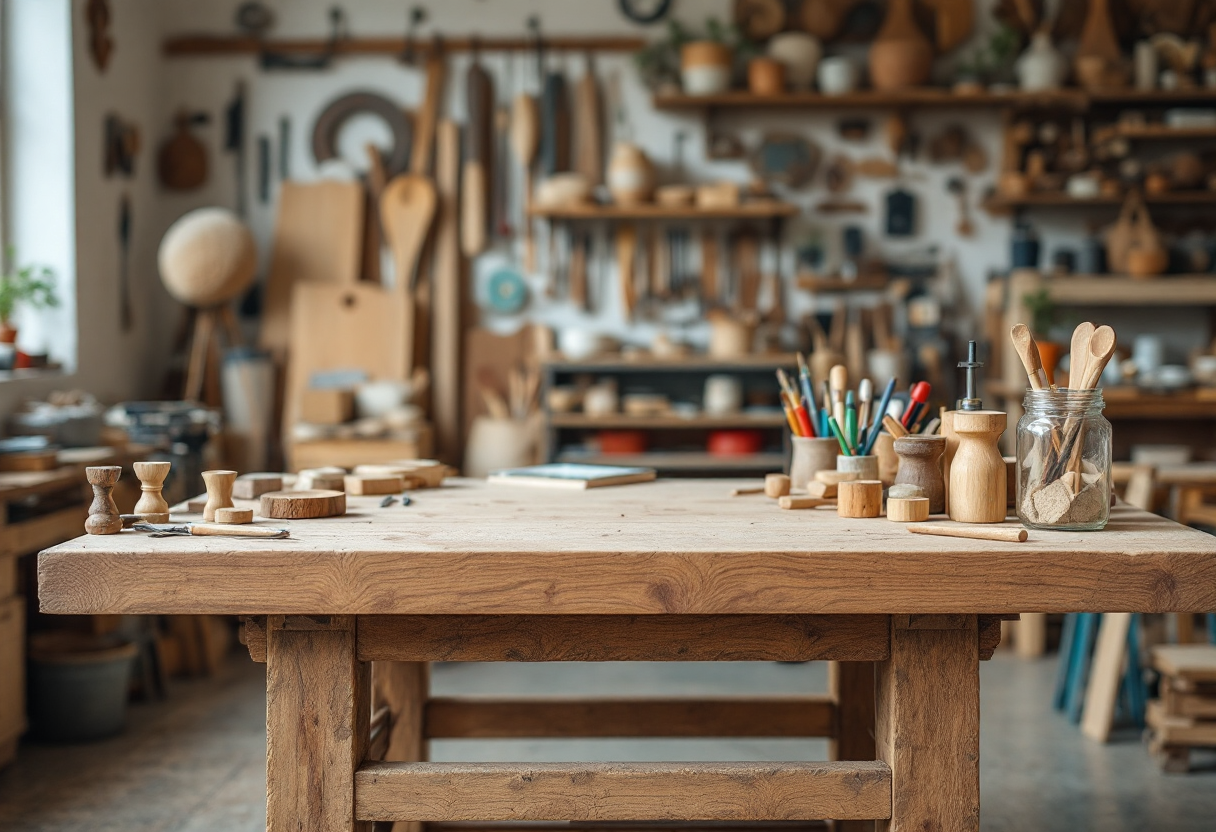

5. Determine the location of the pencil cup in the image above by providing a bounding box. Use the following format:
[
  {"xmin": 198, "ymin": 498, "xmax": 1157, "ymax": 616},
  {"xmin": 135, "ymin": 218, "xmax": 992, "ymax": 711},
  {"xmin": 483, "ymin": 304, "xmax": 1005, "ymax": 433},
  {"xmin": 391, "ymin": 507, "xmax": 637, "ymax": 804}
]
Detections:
[
  {"xmin": 789, "ymin": 437, "xmax": 838, "ymax": 490},
  {"xmin": 837, "ymin": 454, "xmax": 879, "ymax": 481}
]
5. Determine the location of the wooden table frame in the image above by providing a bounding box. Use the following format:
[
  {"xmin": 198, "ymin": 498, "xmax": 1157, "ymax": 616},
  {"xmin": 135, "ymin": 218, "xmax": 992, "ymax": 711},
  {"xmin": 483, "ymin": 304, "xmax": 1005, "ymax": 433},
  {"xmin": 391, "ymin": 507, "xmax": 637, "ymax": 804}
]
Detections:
[
  {"xmin": 238, "ymin": 613, "xmax": 1005, "ymax": 831},
  {"xmin": 38, "ymin": 480, "xmax": 1216, "ymax": 831}
]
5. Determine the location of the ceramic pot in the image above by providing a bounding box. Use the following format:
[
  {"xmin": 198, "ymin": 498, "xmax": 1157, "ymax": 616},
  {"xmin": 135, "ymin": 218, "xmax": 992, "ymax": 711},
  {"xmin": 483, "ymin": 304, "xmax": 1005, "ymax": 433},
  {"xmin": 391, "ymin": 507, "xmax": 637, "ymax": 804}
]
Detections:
[
  {"xmin": 707, "ymin": 312, "xmax": 755, "ymax": 358},
  {"xmin": 767, "ymin": 32, "xmax": 821, "ymax": 90},
  {"xmin": 868, "ymin": 0, "xmax": 933, "ymax": 91},
  {"xmin": 465, "ymin": 416, "xmax": 537, "ymax": 478},
  {"xmin": 748, "ymin": 57, "xmax": 786, "ymax": 95},
  {"xmin": 0, "ymin": 321, "xmax": 16, "ymax": 345},
  {"xmin": 1016, "ymin": 31, "xmax": 1066, "ymax": 91},
  {"xmin": 606, "ymin": 142, "xmax": 654, "ymax": 206},
  {"xmin": 816, "ymin": 56, "xmax": 857, "ymax": 96},
  {"xmin": 681, "ymin": 41, "xmax": 733, "ymax": 95},
  {"xmin": 838, "ymin": 454, "xmax": 879, "ymax": 481},
  {"xmin": 703, "ymin": 374, "xmax": 744, "ymax": 415},
  {"xmin": 790, "ymin": 437, "xmax": 839, "ymax": 490}
]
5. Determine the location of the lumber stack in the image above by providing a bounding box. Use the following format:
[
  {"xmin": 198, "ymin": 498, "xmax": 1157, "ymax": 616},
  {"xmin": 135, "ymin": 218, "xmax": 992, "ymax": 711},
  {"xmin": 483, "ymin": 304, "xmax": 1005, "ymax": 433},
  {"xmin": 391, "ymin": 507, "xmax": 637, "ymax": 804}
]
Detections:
[{"xmin": 1146, "ymin": 644, "xmax": 1216, "ymax": 772}]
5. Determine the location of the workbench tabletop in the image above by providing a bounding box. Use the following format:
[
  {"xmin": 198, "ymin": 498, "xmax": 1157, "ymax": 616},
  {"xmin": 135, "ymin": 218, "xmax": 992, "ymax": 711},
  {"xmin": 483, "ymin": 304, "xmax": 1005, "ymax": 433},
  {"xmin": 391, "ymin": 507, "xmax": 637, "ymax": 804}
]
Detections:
[{"xmin": 38, "ymin": 478, "xmax": 1216, "ymax": 616}]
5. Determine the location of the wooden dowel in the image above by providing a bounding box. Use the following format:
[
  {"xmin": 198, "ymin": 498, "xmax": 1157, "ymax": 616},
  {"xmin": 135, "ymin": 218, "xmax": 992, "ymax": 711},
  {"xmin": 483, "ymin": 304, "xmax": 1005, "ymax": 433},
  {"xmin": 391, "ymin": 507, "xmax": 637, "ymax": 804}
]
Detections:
[
  {"xmin": 908, "ymin": 523, "xmax": 1028, "ymax": 543},
  {"xmin": 778, "ymin": 496, "xmax": 836, "ymax": 510},
  {"xmin": 882, "ymin": 414, "xmax": 908, "ymax": 439},
  {"xmin": 730, "ymin": 486, "xmax": 765, "ymax": 496}
]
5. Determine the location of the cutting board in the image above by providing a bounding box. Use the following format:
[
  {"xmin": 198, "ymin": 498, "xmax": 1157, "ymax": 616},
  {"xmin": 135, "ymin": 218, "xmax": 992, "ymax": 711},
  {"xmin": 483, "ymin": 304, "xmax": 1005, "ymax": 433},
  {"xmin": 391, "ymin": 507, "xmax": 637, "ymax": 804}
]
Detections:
[
  {"xmin": 260, "ymin": 180, "xmax": 365, "ymax": 361},
  {"xmin": 283, "ymin": 282, "xmax": 408, "ymax": 435}
]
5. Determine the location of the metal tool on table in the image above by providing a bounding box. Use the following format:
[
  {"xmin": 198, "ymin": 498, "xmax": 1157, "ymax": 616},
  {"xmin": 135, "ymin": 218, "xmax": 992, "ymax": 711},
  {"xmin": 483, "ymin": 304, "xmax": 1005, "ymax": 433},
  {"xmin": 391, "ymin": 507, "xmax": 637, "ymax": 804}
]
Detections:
[{"xmin": 133, "ymin": 522, "xmax": 290, "ymax": 539}]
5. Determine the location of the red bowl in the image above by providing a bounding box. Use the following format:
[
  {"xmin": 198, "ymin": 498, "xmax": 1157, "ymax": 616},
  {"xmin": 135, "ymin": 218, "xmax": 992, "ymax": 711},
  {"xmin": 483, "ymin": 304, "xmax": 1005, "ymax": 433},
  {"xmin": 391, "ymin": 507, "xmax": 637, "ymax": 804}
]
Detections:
[
  {"xmin": 597, "ymin": 430, "xmax": 648, "ymax": 455},
  {"xmin": 707, "ymin": 429, "xmax": 763, "ymax": 456}
]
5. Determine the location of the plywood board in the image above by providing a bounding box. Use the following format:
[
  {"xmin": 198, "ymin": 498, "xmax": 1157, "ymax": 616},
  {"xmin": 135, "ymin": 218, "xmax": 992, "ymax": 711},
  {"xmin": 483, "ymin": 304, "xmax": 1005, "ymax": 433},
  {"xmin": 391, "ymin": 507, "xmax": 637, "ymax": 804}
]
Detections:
[{"xmin": 260, "ymin": 180, "xmax": 365, "ymax": 361}]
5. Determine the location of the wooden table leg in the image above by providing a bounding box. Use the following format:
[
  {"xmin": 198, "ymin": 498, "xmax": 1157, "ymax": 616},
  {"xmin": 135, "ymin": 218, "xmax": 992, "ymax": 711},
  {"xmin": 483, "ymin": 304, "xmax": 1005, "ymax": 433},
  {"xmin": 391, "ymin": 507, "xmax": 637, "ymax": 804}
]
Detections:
[
  {"xmin": 372, "ymin": 661, "xmax": 429, "ymax": 832},
  {"xmin": 267, "ymin": 615, "xmax": 370, "ymax": 832},
  {"xmin": 829, "ymin": 661, "xmax": 876, "ymax": 832},
  {"xmin": 877, "ymin": 615, "xmax": 980, "ymax": 832}
]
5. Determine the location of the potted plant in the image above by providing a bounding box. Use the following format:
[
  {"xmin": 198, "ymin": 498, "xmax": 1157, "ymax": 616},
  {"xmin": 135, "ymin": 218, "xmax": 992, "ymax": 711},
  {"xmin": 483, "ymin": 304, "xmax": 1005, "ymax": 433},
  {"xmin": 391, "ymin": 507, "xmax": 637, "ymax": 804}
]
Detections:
[
  {"xmin": 1022, "ymin": 288, "xmax": 1065, "ymax": 384},
  {"xmin": 634, "ymin": 18, "xmax": 754, "ymax": 95},
  {"xmin": 0, "ymin": 252, "xmax": 59, "ymax": 346}
]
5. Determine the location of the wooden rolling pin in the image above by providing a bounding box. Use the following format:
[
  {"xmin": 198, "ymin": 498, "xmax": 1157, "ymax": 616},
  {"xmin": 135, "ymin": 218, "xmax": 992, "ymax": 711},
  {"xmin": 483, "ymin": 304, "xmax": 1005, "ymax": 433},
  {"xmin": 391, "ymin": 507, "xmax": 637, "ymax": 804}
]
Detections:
[{"xmin": 908, "ymin": 523, "xmax": 1028, "ymax": 543}]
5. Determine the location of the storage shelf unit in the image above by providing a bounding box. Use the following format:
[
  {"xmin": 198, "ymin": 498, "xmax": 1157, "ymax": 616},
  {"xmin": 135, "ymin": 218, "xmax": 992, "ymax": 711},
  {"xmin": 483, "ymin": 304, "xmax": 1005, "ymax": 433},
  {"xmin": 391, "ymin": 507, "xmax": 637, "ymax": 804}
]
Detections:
[
  {"xmin": 527, "ymin": 202, "xmax": 798, "ymax": 221},
  {"xmin": 541, "ymin": 355, "xmax": 795, "ymax": 476}
]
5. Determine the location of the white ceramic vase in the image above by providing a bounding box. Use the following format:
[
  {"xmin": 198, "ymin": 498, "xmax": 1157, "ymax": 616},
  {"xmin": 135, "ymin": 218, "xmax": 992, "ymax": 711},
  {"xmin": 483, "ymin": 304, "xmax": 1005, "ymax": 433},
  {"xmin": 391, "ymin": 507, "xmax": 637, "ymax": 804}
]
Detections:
[{"xmin": 1015, "ymin": 31, "xmax": 1066, "ymax": 92}]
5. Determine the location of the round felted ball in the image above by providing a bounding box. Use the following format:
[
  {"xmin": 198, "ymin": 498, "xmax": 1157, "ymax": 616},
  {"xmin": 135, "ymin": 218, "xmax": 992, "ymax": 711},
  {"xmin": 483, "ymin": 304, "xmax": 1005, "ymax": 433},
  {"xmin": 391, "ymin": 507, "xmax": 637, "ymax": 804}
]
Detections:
[{"xmin": 157, "ymin": 207, "xmax": 257, "ymax": 307}]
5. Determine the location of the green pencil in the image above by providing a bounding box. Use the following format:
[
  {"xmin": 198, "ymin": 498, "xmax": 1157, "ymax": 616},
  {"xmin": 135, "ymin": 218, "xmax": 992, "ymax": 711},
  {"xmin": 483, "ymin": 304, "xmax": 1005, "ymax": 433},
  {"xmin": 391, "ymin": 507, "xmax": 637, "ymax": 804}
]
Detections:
[{"xmin": 827, "ymin": 415, "xmax": 853, "ymax": 456}]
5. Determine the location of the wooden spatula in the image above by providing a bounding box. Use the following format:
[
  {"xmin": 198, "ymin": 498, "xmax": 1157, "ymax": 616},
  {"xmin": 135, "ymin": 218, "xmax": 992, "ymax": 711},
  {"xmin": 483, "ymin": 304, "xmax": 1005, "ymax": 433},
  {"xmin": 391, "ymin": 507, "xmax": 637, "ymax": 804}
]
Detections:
[{"xmin": 380, "ymin": 174, "xmax": 437, "ymax": 371}]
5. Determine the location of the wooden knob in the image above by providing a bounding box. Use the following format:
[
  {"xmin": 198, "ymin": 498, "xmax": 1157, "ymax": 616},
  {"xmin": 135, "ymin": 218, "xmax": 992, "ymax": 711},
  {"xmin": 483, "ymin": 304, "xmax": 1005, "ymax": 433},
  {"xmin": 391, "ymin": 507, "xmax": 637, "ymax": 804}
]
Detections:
[
  {"xmin": 214, "ymin": 507, "xmax": 254, "ymax": 525},
  {"xmin": 837, "ymin": 480, "xmax": 883, "ymax": 519},
  {"xmin": 85, "ymin": 466, "xmax": 123, "ymax": 535},
  {"xmin": 133, "ymin": 460, "xmax": 172, "ymax": 524},
  {"xmin": 887, "ymin": 496, "xmax": 930, "ymax": 523},
  {"xmin": 765, "ymin": 473, "xmax": 791, "ymax": 498},
  {"xmin": 201, "ymin": 469, "xmax": 237, "ymax": 522}
]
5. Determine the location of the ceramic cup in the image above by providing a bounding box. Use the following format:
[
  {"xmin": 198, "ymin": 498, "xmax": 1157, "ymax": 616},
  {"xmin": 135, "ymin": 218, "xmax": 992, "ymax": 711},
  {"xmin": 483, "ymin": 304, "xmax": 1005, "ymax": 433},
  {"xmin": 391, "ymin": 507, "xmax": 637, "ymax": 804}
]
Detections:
[
  {"xmin": 817, "ymin": 56, "xmax": 857, "ymax": 96},
  {"xmin": 790, "ymin": 437, "xmax": 839, "ymax": 490}
]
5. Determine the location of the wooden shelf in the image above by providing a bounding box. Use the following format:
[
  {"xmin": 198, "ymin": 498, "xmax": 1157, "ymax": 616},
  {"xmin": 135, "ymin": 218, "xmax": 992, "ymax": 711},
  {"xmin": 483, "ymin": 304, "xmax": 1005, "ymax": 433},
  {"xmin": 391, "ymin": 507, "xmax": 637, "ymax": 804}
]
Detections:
[
  {"xmin": 989, "ymin": 383, "xmax": 1216, "ymax": 420},
  {"xmin": 527, "ymin": 202, "xmax": 798, "ymax": 221},
  {"xmin": 551, "ymin": 413, "xmax": 787, "ymax": 430},
  {"xmin": 544, "ymin": 354, "xmax": 797, "ymax": 372},
  {"xmin": 984, "ymin": 191, "xmax": 1216, "ymax": 210},
  {"xmin": 654, "ymin": 88, "xmax": 1216, "ymax": 112},
  {"xmin": 1039, "ymin": 276, "xmax": 1216, "ymax": 306},
  {"xmin": 163, "ymin": 35, "xmax": 644, "ymax": 57},
  {"xmin": 556, "ymin": 451, "xmax": 786, "ymax": 471},
  {"xmin": 1118, "ymin": 124, "xmax": 1216, "ymax": 140},
  {"xmin": 796, "ymin": 273, "xmax": 888, "ymax": 293}
]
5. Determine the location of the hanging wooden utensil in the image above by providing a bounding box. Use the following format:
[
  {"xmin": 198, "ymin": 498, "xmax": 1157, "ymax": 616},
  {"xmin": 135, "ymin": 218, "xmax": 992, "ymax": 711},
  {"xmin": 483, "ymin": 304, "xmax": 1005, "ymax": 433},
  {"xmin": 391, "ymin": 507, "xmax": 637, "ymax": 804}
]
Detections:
[
  {"xmin": 617, "ymin": 224, "xmax": 637, "ymax": 321},
  {"xmin": 462, "ymin": 47, "xmax": 494, "ymax": 258},
  {"xmin": 573, "ymin": 53, "xmax": 603, "ymax": 186},
  {"xmin": 410, "ymin": 49, "xmax": 445, "ymax": 176},
  {"xmin": 380, "ymin": 174, "xmax": 437, "ymax": 371},
  {"xmin": 539, "ymin": 24, "xmax": 570, "ymax": 177}
]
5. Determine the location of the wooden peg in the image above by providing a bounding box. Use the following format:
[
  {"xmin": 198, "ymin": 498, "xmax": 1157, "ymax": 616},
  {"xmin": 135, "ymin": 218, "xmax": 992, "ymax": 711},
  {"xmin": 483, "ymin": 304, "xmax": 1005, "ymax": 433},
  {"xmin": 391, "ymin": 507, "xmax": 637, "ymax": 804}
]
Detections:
[
  {"xmin": 778, "ymin": 495, "xmax": 836, "ymax": 510},
  {"xmin": 765, "ymin": 473, "xmax": 791, "ymax": 498},
  {"xmin": 806, "ymin": 479, "xmax": 837, "ymax": 499},
  {"xmin": 730, "ymin": 485, "xmax": 765, "ymax": 496},
  {"xmin": 948, "ymin": 410, "xmax": 1007, "ymax": 523},
  {"xmin": 837, "ymin": 480, "xmax": 883, "ymax": 518},
  {"xmin": 132, "ymin": 460, "xmax": 172, "ymax": 524},
  {"xmin": 893, "ymin": 435, "xmax": 946, "ymax": 514},
  {"xmin": 201, "ymin": 469, "xmax": 237, "ymax": 522},
  {"xmin": 344, "ymin": 473, "xmax": 406, "ymax": 496},
  {"xmin": 887, "ymin": 496, "xmax": 930, "ymax": 522},
  {"xmin": 908, "ymin": 523, "xmax": 1028, "ymax": 543},
  {"xmin": 85, "ymin": 466, "xmax": 123, "ymax": 535},
  {"xmin": 214, "ymin": 507, "xmax": 254, "ymax": 525},
  {"xmin": 232, "ymin": 473, "xmax": 285, "ymax": 500}
]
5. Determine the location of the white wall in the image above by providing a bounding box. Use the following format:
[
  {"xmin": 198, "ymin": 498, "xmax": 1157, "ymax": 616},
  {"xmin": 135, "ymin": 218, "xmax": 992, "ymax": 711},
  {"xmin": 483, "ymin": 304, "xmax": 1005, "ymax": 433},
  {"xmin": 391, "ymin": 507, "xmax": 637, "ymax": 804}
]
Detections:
[{"xmin": 1, "ymin": 0, "xmax": 172, "ymax": 414}]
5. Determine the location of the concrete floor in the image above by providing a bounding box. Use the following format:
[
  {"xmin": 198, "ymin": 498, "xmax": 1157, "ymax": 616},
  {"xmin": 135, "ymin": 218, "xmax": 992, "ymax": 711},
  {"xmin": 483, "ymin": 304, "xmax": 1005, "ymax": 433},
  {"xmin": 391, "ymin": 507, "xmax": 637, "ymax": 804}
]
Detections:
[{"xmin": 0, "ymin": 654, "xmax": 1213, "ymax": 831}]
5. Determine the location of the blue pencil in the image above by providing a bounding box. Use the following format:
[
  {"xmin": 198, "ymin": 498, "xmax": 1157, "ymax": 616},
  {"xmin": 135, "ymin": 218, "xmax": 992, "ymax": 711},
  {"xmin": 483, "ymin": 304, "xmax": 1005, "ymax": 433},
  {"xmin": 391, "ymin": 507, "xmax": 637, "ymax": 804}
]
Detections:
[{"xmin": 864, "ymin": 377, "xmax": 897, "ymax": 455}]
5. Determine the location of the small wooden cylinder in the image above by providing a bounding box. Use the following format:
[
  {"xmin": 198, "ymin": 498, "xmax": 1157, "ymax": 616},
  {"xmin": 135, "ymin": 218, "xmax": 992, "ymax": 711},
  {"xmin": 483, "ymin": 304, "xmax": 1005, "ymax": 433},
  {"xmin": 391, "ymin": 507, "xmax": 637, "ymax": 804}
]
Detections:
[
  {"xmin": 837, "ymin": 454, "xmax": 879, "ymax": 481},
  {"xmin": 893, "ymin": 435, "xmax": 946, "ymax": 514},
  {"xmin": 765, "ymin": 473, "xmax": 791, "ymax": 498},
  {"xmin": 214, "ymin": 507, "xmax": 254, "ymax": 525},
  {"xmin": 887, "ymin": 496, "xmax": 930, "ymax": 522},
  {"xmin": 837, "ymin": 480, "xmax": 883, "ymax": 518},
  {"xmin": 201, "ymin": 469, "xmax": 236, "ymax": 523}
]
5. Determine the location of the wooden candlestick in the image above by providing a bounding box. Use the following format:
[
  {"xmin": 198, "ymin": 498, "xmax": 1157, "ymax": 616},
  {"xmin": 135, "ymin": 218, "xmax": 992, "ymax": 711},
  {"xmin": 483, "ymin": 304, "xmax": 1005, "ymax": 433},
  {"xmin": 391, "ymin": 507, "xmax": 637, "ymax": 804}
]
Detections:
[
  {"xmin": 764, "ymin": 473, "xmax": 791, "ymax": 498},
  {"xmin": 887, "ymin": 496, "xmax": 929, "ymax": 522},
  {"xmin": 132, "ymin": 461, "xmax": 172, "ymax": 524},
  {"xmin": 201, "ymin": 469, "xmax": 237, "ymax": 522},
  {"xmin": 893, "ymin": 435, "xmax": 946, "ymax": 514},
  {"xmin": 85, "ymin": 466, "xmax": 123, "ymax": 535},
  {"xmin": 837, "ymin": 480, "xmax": 883, "ymax": 518},
  {"xmin": 948, "ymin": 411, "xmax": 1007, "ymax": 523}
]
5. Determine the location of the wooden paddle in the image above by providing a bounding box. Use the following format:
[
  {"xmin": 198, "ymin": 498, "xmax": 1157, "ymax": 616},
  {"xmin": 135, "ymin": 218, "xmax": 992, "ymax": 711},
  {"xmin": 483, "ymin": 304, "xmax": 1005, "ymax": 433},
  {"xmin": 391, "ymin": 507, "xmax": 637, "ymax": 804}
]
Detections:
[
  {"xmin": 380, "ymin": 175, "xmax": 437, "ymax": 371},
  {"xmin": 462, "ymin": 54, "xmax": 493, "ymax": 257}
]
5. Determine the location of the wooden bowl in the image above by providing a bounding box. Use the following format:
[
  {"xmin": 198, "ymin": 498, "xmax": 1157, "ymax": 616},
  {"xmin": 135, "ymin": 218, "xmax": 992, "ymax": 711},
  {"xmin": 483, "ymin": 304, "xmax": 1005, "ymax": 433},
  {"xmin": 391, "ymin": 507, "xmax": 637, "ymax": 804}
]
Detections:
[{"xmin": 1127, "ymin": 247, "xmax": 1168, "ymax": 279}]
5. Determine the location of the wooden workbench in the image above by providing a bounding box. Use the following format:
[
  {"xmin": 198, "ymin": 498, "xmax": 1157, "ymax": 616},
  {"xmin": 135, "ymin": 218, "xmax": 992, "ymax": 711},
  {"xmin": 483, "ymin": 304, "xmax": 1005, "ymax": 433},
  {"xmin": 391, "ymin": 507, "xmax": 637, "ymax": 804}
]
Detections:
[{"xmin": 37, "ymin": 479, "xmax": 1216, "ymax": 831}]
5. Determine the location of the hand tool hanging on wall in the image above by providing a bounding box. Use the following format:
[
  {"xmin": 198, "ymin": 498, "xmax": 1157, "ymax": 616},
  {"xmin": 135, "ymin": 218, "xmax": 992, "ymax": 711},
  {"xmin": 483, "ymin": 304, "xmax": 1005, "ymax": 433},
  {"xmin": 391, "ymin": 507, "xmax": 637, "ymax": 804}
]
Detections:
[
  {"xmin": 493, "ymin": 54, "xmax": 514, "ymax": 242},
  {"xmin": 573, "ymin": 53, "xmax": 603, "ymax": 185},
  {"xmin": 257, "ymin": 135, "xmax": 271, "ymax": 204},
  {"xmin": 157, "ymin": 111, "xmax": 210, "ymax": 190},
  {"xmin": 617, "ymin": 224, "xmax": 637, "ymax": 321},
  {"xmin": 260, "ymin": 6, "xmax": 347, "ymax": 70},
  {"xmin": 461, "ymin": 41, "xmax": 494, "ymax": 258},
  {"xmin": 224, "ymin": 81, "xmax": 247, "ymax": 217},
  {"xmin": 509, "ymin": 67, "xmax": 540, "ymax": 271},
  {"xmin": 104, "ymin": 113, "xmax": 140, "ymax": 179},
  {"xmin": 117, "ymin": 193, "xmax": 132, "ymax": 333},
  {"xmin": 85, "ymin": 0, "xmax": 113, "ymax": 72},
  {"xmin": 535, "ymin": 18, "xmax": 570, "ymax": 175},
  {"xmin": 278, "ymin": 116, "xmax": 290, "ymax": 180},
  {"xmin": 410, "ymin": 37, "xmax": 445, "ymax": 176}
]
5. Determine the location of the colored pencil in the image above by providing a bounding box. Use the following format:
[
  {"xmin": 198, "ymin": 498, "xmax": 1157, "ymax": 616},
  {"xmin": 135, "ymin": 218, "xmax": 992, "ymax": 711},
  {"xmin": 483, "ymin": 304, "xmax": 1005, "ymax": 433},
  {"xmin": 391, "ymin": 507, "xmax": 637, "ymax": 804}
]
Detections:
[
  {"xmin": 827, "ymin": 415, "xmax": 853, "ymax": 456},
  {"xmin": 845, "ymin": 390, "xmax": 857, "ymax": 451},
  {"xmin": 864, "ymin": 377, "xmax": 897, "ymax": 455}
]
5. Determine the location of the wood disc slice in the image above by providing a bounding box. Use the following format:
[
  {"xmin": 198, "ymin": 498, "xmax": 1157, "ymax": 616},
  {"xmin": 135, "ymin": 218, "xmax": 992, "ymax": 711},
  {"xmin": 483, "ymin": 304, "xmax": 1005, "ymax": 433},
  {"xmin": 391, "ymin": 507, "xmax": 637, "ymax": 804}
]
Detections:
[
  {"xmin": 214, "ymin": 507, "xmax": 254, "ymax": 525},
  {"xmin": 259, "ymin": 490, "xmax": 346, "ymax": 519}
]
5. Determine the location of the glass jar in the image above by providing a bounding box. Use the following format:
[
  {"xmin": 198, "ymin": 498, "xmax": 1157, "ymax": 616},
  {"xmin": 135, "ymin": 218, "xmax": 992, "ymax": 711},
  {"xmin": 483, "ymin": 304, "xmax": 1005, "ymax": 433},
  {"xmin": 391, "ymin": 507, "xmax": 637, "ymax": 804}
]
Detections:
[{"xmin": 1016, "ymin": 389, "xmax": 1112, "ymax": 531}]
